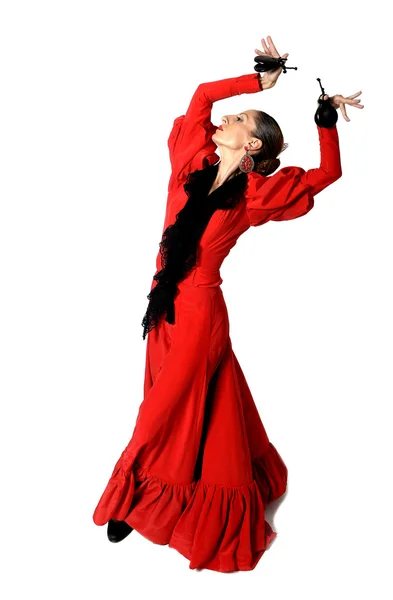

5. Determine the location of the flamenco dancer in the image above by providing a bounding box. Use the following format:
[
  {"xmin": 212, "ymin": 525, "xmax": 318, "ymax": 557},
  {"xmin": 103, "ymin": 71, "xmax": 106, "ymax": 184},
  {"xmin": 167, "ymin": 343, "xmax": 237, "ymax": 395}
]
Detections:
[{"xmin": 92, "ymin": 35, "xmax": 364, "ymax": 573}]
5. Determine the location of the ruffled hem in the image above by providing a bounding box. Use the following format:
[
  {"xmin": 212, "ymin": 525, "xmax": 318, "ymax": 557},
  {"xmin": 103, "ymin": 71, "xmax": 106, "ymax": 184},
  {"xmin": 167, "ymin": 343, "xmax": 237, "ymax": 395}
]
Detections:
[
  {"xmin": 252, "ymin": 440, "xmax": 288, "ymax": 504},
  {"xmin": 92, "ymin": 441, "xmax": 287, "ymax": 572}
]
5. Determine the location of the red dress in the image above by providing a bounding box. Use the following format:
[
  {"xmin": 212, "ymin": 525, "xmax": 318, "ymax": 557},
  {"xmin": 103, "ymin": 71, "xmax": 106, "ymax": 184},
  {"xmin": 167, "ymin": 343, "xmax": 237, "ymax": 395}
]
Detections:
[{"xmin": 92, "ymin": 72, "xmax": 342, "ymax": 572}]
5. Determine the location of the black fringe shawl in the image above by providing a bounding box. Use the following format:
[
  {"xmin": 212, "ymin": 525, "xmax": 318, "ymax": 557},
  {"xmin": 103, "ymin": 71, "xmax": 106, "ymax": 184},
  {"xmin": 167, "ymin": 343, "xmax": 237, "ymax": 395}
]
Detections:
[{"xmin": 141, "ymin": 162, "xmax": 248, "ymax": 340}]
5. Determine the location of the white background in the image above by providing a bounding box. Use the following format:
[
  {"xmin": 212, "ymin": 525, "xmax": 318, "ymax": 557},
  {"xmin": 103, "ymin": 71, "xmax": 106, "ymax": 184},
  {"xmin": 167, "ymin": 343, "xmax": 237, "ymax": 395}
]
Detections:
[{"xmin": 1, "ymin": 0, "xmax": 392, "ymax": 597}]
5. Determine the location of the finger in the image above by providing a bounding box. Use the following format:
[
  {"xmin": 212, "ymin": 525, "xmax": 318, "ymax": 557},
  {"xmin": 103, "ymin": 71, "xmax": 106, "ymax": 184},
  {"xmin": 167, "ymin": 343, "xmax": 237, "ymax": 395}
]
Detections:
[
  {"xmin": 346, "ymin": 91, "xmax": 362, "ymax": 99},
  {"xmin": 340, "ymin": 104, "xmax": 350, "ymax": 122},
  {"xmin": 347, "ymin": 98, "xmax": 364, "ymax": 108},
  {"xmin": 267, "ymin": 35, "xmax": 280, "ymax": 57},
  {"xmin": 344, "ymin": 98, "xmax": 364, "ymax": 108},
  {"xmin": 261, "ymin": 38, "xmax": 270, "ymax": 54}
]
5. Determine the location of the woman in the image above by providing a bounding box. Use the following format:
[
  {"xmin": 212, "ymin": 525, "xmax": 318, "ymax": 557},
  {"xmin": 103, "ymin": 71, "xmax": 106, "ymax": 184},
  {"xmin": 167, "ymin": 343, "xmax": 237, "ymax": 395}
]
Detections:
[{"xmin": 92, "ymin": 36, "xmax": 363, "ymax": 573}]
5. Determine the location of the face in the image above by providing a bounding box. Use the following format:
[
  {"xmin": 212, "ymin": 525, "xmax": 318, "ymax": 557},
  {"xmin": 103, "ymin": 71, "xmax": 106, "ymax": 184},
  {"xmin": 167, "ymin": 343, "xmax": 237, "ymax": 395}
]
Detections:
[{"xmin": 212, "ymin": 109, "xmax": 262, "ymax": 154}]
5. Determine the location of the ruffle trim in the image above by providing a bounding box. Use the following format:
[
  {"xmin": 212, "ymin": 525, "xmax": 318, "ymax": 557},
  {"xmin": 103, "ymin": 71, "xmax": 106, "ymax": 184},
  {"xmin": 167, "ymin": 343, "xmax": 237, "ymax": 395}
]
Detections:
[
  {"xmin": 245, "ymin": 167, "xmax": 314, "ymax": 226},
  {"xmin": 92, "ymin": 441, "xmax": 287, "ymax": 572}
]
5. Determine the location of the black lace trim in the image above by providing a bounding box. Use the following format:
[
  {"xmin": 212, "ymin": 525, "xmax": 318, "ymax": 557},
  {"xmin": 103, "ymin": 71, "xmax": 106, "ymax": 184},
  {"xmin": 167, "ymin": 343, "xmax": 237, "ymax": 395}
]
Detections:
[{"xmin": 141, "ymin": 162, "xmax": 247, "ymax": 340}]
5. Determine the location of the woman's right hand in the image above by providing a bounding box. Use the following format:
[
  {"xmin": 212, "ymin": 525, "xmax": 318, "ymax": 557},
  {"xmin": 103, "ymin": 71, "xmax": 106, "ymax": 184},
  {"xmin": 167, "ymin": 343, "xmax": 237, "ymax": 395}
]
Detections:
[{"xmin": 254, "ymin": 35, "xmax": 289, "ymax": 90}]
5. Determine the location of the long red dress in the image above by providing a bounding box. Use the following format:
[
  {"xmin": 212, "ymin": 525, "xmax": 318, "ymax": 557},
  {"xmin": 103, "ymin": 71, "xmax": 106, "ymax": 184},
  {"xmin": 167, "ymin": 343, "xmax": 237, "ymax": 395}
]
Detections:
[{"xmin": 92, "ymin": 72, "xmax": 342, "ymax": 572}]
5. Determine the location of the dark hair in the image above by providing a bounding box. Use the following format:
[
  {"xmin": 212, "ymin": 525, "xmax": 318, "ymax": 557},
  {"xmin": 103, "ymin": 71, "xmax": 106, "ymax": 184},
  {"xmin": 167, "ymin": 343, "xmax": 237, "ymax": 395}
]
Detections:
[{"xmin": 248, "ymin": 110, "xmax": 284, "ymax": 176}]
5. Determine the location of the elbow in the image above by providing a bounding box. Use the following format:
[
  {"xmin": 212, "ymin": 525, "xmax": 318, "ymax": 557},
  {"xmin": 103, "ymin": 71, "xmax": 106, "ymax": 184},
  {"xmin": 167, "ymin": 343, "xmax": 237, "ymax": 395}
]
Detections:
[
  {"xmin": 320, "ymin": 168, "xmax": 343, "ymax": 191},
  {"xmin": 323, "ymin": 162, "xmax": 342, "ymax": 185},
  {"xmin": 331, "ymin": 166, "xmax": 343, "ymax": 183},
  {"xmin": 310, "ymin": 168, "xmax": 342, "ymax": 196},
  {"xmin": 322, "ymin": 170, "xmax": 342, "ymax": 190},
  {"xmin": 331, "ymin": 155, "xmax": 343, "ymax": 182}
]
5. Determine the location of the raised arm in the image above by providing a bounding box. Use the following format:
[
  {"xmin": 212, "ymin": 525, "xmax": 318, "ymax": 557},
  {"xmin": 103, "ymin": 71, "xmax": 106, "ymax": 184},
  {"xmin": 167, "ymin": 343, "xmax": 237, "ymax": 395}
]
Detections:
[
  {"xmin": 245, "ymin": 123, "xmax": 342, "ymax": 226},
  {"xmin": 298, "ymin": 123, "xmax": 342, "ymax": 194},
  {"xmin": 168, "ymin": 72, "xmax": 263, "ymax": 191}
]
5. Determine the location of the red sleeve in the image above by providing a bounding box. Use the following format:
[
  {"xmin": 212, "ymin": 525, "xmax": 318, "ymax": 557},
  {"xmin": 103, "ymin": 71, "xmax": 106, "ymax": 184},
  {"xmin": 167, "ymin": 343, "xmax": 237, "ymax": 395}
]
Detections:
[
  {"xmin": 167, "ymin": 72, "xmax": 262, "ymax": 191},
  {"xmin": 245, "ymin": 124, "xmax": 342, "ymax": 227}
]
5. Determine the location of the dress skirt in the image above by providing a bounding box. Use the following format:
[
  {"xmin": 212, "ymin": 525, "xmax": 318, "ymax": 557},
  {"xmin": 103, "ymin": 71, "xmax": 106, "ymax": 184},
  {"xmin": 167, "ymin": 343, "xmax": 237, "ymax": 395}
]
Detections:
[{"xmin": 92, "ymin": 279, "xmax": 288, "ymax": 573}]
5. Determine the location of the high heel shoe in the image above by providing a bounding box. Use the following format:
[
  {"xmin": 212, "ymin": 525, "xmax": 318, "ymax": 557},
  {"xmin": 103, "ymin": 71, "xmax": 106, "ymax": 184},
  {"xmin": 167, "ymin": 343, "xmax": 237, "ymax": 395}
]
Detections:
[{"xmin": 107, "ymin": 519, "xmax": 134, "ymax": 543}]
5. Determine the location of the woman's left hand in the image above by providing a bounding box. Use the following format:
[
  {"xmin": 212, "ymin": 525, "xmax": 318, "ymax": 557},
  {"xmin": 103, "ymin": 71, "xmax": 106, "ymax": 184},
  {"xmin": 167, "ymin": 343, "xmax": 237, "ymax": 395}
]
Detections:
[{"xmin": 321, "ymin": 91, "xmax": 364, "ymax": 122}]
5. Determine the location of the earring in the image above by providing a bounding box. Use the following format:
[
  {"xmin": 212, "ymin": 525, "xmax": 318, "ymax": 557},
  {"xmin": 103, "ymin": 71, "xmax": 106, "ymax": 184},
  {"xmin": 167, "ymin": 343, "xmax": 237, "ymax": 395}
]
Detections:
[{"xmin": 239, "ymin": 145, "xmax": 255, "ymax": 173}]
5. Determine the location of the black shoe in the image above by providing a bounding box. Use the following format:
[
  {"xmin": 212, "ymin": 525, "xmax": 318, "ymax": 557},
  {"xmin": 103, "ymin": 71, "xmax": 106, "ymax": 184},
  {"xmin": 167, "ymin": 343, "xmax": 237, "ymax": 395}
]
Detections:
[{"xmin": 107, "ymin": 519, "xmax": 134, "ymax": 543}]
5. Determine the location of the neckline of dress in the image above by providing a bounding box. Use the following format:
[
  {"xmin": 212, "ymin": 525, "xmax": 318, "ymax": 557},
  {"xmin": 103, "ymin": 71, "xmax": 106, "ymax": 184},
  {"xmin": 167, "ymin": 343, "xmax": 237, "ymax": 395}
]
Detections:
[{"xmin": 205, "ymin": 162, "xmax": 246, "ymax": 198}]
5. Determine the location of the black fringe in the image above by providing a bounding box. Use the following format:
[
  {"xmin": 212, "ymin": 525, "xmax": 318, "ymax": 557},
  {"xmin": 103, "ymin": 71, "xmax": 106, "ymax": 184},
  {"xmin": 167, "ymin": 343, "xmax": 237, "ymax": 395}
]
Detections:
[{"xmin": 141, "ymin": 162, "xmax": 247, "ymax": 340}]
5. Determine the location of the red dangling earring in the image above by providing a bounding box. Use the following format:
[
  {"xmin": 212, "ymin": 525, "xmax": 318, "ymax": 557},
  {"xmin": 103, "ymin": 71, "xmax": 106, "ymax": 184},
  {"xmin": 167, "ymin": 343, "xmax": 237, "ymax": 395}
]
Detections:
[{"xmin": 239, "ymin": 145, "xmax": 255, "ymax": 173}]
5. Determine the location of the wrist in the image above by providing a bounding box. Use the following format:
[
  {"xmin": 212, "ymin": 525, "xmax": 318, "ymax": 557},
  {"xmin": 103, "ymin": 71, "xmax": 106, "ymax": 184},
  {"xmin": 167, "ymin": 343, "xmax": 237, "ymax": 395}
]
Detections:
[{"xmin": 258, "ymin": 75, "xmax": 272, "ymax": 91}]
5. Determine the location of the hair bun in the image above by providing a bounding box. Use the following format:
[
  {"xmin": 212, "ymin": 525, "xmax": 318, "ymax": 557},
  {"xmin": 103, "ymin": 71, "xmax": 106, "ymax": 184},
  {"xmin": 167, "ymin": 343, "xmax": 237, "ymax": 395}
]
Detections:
[{"xmin": 254, "ymin": 157, "xmax": 280, "ymax": 176}]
